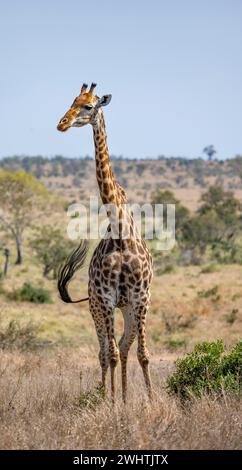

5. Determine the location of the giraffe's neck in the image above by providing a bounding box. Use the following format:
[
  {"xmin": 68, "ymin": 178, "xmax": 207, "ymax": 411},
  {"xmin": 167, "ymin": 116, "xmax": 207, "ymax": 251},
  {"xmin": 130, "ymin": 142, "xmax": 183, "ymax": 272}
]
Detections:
[{"xmin": 92, "ymin": 110, "xmax": 126, "ymax": 207}]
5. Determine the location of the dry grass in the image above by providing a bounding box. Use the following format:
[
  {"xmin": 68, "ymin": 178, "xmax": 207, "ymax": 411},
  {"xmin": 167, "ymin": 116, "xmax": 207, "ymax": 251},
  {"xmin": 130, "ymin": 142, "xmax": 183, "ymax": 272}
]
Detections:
[
  {"xmin": 150, "ymin": 265, "xmax": 242, "ymax": 350},
  {"xmin": 1, "ymin": 264, "xmax": 242, "ymax": 351},
  {"xmin": 0, "ymin": 348, "xmax": 241, "ymax": 450},
  {"xmin": 1, "ymin": 236, "xmax": 242, "ymax": 450}
]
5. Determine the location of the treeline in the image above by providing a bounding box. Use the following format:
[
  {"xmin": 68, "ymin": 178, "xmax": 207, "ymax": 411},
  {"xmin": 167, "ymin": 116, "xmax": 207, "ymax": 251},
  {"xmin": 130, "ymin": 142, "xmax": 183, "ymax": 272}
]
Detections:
[
  {"xmin": 1, "ymin": 168, "xmax": 242, "ymax": 301},
  {"xmin": 1, "ymin": 155, "xmax": 242, "ymax": 181},
  {"xmin": 0, "ymin": 155, "xmax": 91, "ymax": 178},
  {"xmin": 152, "ymin": 186, "xmax": 242, "ymax": 272}
]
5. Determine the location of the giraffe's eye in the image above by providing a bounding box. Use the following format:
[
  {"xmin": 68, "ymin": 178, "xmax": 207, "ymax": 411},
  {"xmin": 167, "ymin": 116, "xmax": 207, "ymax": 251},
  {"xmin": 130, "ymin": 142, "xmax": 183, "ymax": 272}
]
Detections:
[{"xmin": 84, "ymin": 105, "xmax": 93, "ymax": 111}]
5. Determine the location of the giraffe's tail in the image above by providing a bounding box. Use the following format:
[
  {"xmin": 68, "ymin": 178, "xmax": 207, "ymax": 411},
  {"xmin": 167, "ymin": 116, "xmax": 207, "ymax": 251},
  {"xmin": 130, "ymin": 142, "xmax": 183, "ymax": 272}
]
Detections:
[{"xmin": 57, "ymin": 239, "xmax": 89, "ymax": 303}]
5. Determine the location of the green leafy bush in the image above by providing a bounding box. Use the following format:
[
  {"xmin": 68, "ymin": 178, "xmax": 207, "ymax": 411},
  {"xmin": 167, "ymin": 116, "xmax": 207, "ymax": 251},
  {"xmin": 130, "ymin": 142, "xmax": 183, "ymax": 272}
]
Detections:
[
  {"xmin": 10, "ymin": 282, "xmax": 52, "ymax": 304},
  {"xmin": 167, "ymin": 340, "xmax": 242, "ymax": 400}
]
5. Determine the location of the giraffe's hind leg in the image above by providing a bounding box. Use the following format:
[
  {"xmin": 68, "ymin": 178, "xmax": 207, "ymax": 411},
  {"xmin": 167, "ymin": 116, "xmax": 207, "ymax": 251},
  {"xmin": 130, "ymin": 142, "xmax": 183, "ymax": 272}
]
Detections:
[
  {"xmin": 134, "ymin": 304, "xmax": 153, "ymax": 399},
  {"xmin": 119, "ymin": 305, "xmax": 136, "ymax": 402},
  {"xmin": 104, "ymin": 308, "xmax": 119, "ymax": 403},
  {"xmin": 89, "ymin": 301, "xmax": 109, "ymax": 398}
]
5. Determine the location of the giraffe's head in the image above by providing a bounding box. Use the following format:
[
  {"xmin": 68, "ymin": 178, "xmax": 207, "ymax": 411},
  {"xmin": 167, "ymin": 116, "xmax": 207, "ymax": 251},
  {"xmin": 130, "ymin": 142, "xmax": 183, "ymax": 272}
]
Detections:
[{"xmin": 57, "ymin": 83, "xmax": 112, "ymax": 132}]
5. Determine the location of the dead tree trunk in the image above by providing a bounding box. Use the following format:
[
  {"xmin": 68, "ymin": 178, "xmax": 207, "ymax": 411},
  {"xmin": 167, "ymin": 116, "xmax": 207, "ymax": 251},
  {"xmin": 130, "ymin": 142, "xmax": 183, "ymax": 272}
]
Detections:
[
  {"xmin": 15, "ymin": 235, "xmax": 23, "ymax": 265},
  {"xmin": 4, "ymin": 248, "xmax": 10, "ymax": 276}
]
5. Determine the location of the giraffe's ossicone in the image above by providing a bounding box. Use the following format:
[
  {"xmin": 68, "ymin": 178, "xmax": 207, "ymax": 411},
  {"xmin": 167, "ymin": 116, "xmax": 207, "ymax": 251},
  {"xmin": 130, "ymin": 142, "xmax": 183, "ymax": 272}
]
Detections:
[{"xmin": 57, "ymin": 83, "xmax": 153, "ymax": 402}]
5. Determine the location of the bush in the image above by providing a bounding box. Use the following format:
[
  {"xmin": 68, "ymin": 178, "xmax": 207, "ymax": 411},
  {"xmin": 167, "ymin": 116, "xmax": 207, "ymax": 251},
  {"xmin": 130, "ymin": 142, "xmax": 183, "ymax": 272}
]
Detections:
[
  {"xmin": 197, "ymin": 285, "xmax": 220, "ymax": 300},
  {"xmin": 162, "ymin": 311, "xmax": 196, "ymax": 334},
  {"xmin": 226, "ymin": 309, "xmax": 238, "ymax": 325},
  {"xmin": 156, "ymin": 263, "xmax": 175, "ymax": 276},
  {"xmin": 0, "ymin": 320, "xmax": 50, "ymax": 351},
  {"xmin": 167, "ymin": 339, "xmax": 242, "ymax": 400},
  {"xmin": 200, "ymin": 264, "xmax": 220, "ymax": 274},
  {"xmin": 79, "ymin": 383, "xmax": 104, "ymax": 410},
  {"xmin": 30, "ymin": 226, "xmax": 76, "ymax": 279},
  {"xmin": 165, "ymin": 337, "xmax": 187, "ymax": 351},
  {"xmin": 10, "ymin": 282, "xmax": 52, "ymax": 304},
  {"xmin": 150, "ymin": 189, "xmax": 190, "ymax": 232}
]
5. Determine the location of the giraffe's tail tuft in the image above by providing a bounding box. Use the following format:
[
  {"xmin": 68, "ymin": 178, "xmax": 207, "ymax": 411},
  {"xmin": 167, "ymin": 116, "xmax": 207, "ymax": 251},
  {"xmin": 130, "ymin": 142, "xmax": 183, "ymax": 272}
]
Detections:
[{"xmin": 57, "ymin": 239, "xmax": 89, "ymax": 303}]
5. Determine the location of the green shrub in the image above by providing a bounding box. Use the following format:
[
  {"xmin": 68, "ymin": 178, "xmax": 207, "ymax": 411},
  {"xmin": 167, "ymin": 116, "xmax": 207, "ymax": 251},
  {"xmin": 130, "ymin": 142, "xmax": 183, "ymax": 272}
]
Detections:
[
  {"xmin": 200, "ymin": 264, "xmax": 219, "ymax": 274},
  {"xmin": 197, "ymin": 285, "xmax": 220, "ymax": 301},
  {"xmin": 165, "ymin": 337, "xmax": 187, "ymax": 351},
  {"xmin": 167, "ymin": 339, "xmax": 242, "ymax": 400},
  {"xmin": 10, "ymin": 282, "xmax": 52, "ymax": 304},
  {"xmin": 156, "ymin": 263, "xmax": 175, "ymax": 276}
]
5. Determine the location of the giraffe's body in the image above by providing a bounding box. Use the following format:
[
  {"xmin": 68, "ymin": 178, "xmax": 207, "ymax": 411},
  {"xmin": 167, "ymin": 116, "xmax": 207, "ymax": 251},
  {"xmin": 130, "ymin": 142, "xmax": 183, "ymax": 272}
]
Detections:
[{"xmin": 57, "ymin": 84, "xmax": 153, "ymax": 401}]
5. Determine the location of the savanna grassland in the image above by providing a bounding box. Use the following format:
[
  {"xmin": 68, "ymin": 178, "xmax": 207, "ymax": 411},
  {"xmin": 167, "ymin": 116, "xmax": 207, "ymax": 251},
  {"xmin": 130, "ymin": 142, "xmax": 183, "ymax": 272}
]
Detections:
[{"xmin": 0, "ymin": 156, "xmax": 242, "ymax": 449}]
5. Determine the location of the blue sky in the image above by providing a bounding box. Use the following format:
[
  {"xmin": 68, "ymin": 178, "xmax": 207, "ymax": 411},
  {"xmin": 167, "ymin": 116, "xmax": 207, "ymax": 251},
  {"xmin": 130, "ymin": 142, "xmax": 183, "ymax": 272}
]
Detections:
[{"xmin": 0, "ymin": 0, "xmax": 241, "ymax": 159}]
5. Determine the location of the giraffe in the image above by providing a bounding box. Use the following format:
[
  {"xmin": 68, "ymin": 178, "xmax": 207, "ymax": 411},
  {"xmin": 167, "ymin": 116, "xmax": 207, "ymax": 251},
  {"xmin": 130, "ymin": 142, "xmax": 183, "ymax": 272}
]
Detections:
[{"xmin": 57, "ymin": 83, "xmax": 153, "ymax": 402}]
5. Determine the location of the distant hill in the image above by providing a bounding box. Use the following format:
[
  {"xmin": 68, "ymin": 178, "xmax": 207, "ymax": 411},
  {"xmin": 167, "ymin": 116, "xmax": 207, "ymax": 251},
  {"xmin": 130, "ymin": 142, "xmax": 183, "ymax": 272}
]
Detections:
[{"xmin": 1, "ymin": 155, "xmax": 242, "ymax": 211}]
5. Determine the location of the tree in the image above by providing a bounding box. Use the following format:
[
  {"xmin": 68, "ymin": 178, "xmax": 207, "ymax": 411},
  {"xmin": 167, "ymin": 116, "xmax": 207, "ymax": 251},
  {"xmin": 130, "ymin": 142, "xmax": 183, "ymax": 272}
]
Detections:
[
  {"xmin": 0, "ymin": 170, "xmax": 48, "ymax": 264},
  {"xmin": 151, "ymin": 189, "xmax": 190, "ymax": 232},
  {"xmin": 203, "ymin": 145, "xmax": 216, "ymax": 161},
  {"xmin": 181, "ymin": 186, "xmax": 242, "ymax": 263},
  {"xmin": 228, "ymin": 155, "xmax": 242, "ymax": 180},
  {"xmin": 182, "ymin": 211, "xmax": 226, "ymax": 256},
  {"xmin": 30, "ymin": 226, "xmax": 76, "ymax": 278},
  {"xmin": 199, "ymin": 185, "xmax": 242, "ymax": 227}
]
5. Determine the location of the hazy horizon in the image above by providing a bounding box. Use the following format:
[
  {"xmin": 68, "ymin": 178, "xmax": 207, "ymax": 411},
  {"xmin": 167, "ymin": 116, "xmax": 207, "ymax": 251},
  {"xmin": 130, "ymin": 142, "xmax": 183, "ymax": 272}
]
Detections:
[
  {"xmin": 1, "ymin": 0, "xmax": 242, "ymax": 160},
  {"xmin": 0, "ymin": 153, "xmax": 239, "ymax": 162}
]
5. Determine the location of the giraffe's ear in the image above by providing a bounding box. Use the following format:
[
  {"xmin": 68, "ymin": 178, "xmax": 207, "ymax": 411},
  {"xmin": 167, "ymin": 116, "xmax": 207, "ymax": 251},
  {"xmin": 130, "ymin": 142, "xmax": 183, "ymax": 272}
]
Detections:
[{"xmin": 97, "ymin": 94, "xmax": 112, "ymax": 108}]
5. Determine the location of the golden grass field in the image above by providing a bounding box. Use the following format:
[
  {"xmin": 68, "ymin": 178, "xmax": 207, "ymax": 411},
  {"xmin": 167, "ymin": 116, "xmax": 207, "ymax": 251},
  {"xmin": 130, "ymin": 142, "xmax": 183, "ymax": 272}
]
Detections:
[
  {"xmin": 0, "ymin": 258, "xmax": 242, "ymax": 449},
  {"xmin": 0, "ymin": 349, "xmax": 241, "ymax": 450}
]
